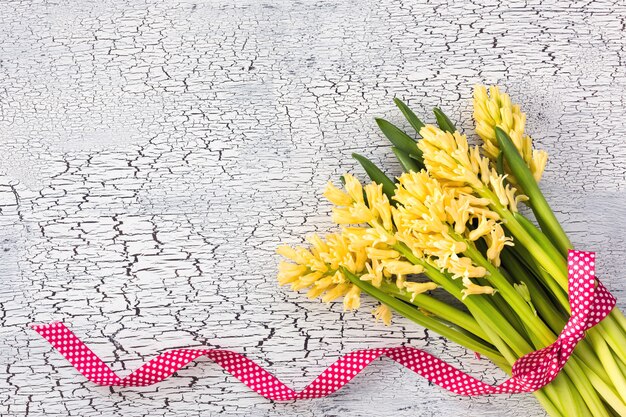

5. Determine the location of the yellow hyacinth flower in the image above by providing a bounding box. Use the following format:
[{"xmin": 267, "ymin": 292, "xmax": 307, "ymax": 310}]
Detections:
[
  {"xmin": 392, "ymin": 169, "xmax": 512, "ymax": 276},
  {"xmin": 281, "ymin": 168, "xmax": 507, "ymax": 316},
  {"xmin": 473, "ymin": 85, "xmax": 548, "ymax": 181},
  {"xmin": 364, "ymin": 183, "xmax": 394, "ymax": 231},
  {"xmin": 332, "ymin": 204, "xmax": 375, "ymax": 225},
  {"xmin": 276, "ymin": 231, "xmax": 367, "ymax": 310},
  {"xmin": 372, "ymin": 304, "xmax": 393, "ymax": 325},
  {"xmin": 343, "ymin": 285, "xmax": 361, "ymax": 311},
  {"xmin": 381, "ymin": 260, "xmax": 424, "ymax": 276},
  {"xmin": 403, "ymin": 281, "xmax": 438, "ymax": 302},
  {"xmin": 360, "ymin": 258, "xmax": 385, "ymax": 287},
  {"xmin": 325, "ymin": 174, "xmax": 395, "ymax": 231},
  {"xmin": 393, "ymin": 171, "xmax": 485, "ymax": 276},
  {"xmin": 461, "ymin": 276, "xmax": 496, "ymax": 300},
  {"xmin": 484, "ymin": 227, "xmax": 514, "ymax": 267},
  {"xmin": 366, "ymin": 247, "xmax": 400, "ymax": 260},
  {"xmin": 322, "ymin": 282, "xmax": 351, "ymax": 303},
  {"xmin": 323, "ymin": 181, "xmax": 353, "ymax": 206},
  {"xmin": 277, "ymin": 261, "xmax": 309, "ymax": 285},
  {"xmin": 343, "ymin": 223, "xmax": 396, "ymax": 250},
  {"xmin": 418, "ymin": 123, "xmax": 527, "ymax": 213},
  {"xmin": 418, "ymin": 125, "xmax": 484, "ymax": 189},
  {"xmin": 443, "ymin": 256, "xmax": 487, "ymax": 279},
  {"xmin": 343, "ymin": 174, "xmax": 365, "ymax": 204},
  {"xmin": 324, "ymin": 233, "xmax": 368, "ymax": 274}
]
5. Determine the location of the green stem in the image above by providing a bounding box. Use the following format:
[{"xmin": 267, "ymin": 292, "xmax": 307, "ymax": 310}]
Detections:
[
  {"xmin": 504, "ymin": 208, "xmax": 626, "ymax": 368},
  {"xmin": 534, "ymin": 388, "xmax": 566, "ymax": 417},
  {"xmin": 470, "ymin": 304, "xmax": 574, "ymax": 416},
  {"xmin": 471, "ymin": 268, "xmax": 589, "ymax": 416},
  {"xmin": 460, "ymin": 236, "xmax": 556, "ymax": 347},
  {"xmin": 586, "ymin": 331, "xmax": 626, "ymax": 404},
  {"xmin": 472, "ymin": 315, "xmax": 517, "ymax": 365},
  {"xmin": 505, "ymin": 217, "xmax": 626, "ymax": 368},
  {"xmin": 472, "ymin": 315, "xmax": 567, "ymax": 417},
  {"xmin": 342, "ymin": 268, "xmax": 506, "ymax": 364},
  {"xmin": 563, "ymin": 358, "xmax": 611, "ymax": 417},
  {"xmin": 475, "ymin": 316, "xmax": 569, "ymax": 417},
  {"xmin": 478, "ymin": 185, "xmax": 568, "ymax": 288},
  {"xmin": 489, "ymin": 291, "xmax": 533, "ymax": 345},
  {"xmin": 596, "ymin": 317, "xmax": 626, "ymax": 364},
  {"xmin": 507, "ymin": 241, "xmax": 570, "ymax": 313},
  {"xmin": 507, "ymin": 214, "xmax": 626, "ymax": 365},
  {"xmin": 394, "ymin": 242, "xmax": 536, "ymax": 357},
  {"xmin": 578, "ymin": 360, "xmax": 626, "ymax": 416},
  {"xmin": 500, "ymin": 238, "xmax": 626, "ymax": 411},
  {"xmin": 501, "ymin": 248, "xmax": 568, "ymax": 324},
  {"xmin": 495, "ymin": 127, "xmax": 573, "ymax": 255},
  {"xmin": 378, "ymin": 281, "xmax": 490, "ymax": 341},
  {"xmin": 611, "ymin": 308, "xmax": 626, "ymax": 333},
  {"xmin": 458, "ymin": 233, "xmax": 616, "ymax": 415},
  {"xmin": 550, "ymin": 371, "xmax": 585, "ymax": 417},
  {"xmin": 616, "ymin": 356, "xmax": 626, "ymax": 384},
  {"xmin": 489, "ymin": 131, "xmax": 626, "ymax": 372},
  {"xmin": 514, "ymin": 213, "xmax": 569, "ymax": 287}
]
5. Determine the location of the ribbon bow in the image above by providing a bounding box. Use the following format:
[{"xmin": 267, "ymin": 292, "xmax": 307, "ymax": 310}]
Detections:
[{"xmin": 31, "ymin": 250, "xmax": 615, "ymax": 399}]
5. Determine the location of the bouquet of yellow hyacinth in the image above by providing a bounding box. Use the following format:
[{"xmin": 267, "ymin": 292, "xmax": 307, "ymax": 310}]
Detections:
[{"xmin": 276, "ymin": 86, "xmax": 626, "ymax": 417}]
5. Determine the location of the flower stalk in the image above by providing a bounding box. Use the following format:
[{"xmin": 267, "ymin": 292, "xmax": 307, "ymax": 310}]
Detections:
[{"xmin": 494, "ymin": 127, "xmax": 573, "ymax": 255}]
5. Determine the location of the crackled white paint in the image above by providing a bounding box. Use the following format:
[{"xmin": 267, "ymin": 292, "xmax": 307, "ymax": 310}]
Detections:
[{"xmin": 0, "ymin": 0, "xmax": 625, "ymax": 416}]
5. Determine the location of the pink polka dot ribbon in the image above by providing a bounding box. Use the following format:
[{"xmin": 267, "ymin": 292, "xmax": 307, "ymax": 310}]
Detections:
[{"xmin": 31, "ymin": 250, "xmax": 616, "ymax": 398}]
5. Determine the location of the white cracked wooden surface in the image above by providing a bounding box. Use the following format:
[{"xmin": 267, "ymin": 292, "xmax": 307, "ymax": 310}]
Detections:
[{"xmin": 1, "ymin": 0, "xmax": 625, "ymax": 416}]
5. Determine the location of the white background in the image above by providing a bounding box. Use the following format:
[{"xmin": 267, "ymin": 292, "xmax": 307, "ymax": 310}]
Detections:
[{"xmin": 1, "ymin": 1, "xmax": 625, "ymax": 416}]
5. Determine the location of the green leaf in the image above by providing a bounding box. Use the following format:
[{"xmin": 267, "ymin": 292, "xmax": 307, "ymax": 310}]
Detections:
[
  {"xmin": 342, "ymin": 268, "xmax": 505, "ymax": 363},
  {"xmin": 352, "ymin": 153, "xmax": 396, "ymax": 199},
  {"xmin": 392, "ymin": 147, "xmax": 423, "ymax": 172},
  {"xmin": 340, "ymin": 174, "xmax": 368, "ymax": 204},
  {"xmin": 495, "ymin": 127, "xmax": 572, "ymax": 255},
  {"xmin": 409, "ymin": 150, "xmax": 424, "ymax": 163},
  {"xmin": 393, "ymin": 98, "xmax": 425, "ymax": 135},
  {"xmin": 495, "ymin": 128, "xmax": 535, "ymax": 187},
  {"xmin": 433, "ymin": 108, "xmax": 457, "ymax": 133},
  {"xmin": 496, "ymin": 151, "xmax": 506, "ymax": 176},
  {"xmin": 375, "ymin": 118, "xmax": 419, "ymax": 155}
]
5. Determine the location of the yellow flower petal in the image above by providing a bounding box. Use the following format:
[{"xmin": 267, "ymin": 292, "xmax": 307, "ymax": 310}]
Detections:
[
  {"xmin": 461, "ymin": 277, "xmax": 496, "ymax": 299},
  {"xmin": 372, "ymin": 304, "xmax": 392, "ymax": 325},
  {"xmin": 366, "ymin": 247, "xmax": 400, "ymax": 260},
  {"xmin": 473, "ymin": 84, "xmax": 548, "ymax": 181},
  {"xmin": 404, "ymin": 281, "xmax": 438, "ymax": 301},
  {"xmin": 343, "ymin": 285, "xmax": 361, "ymax": 311},
  {"xmin": 324, "ymin": 181, "xmax": 353, "ymax": 206},
  {"xmin": 343, "ymin": 174, "xmax": 365, "ymax": 204},
  {"xmin": 276, "ymin": 245, "xmax": 300, "ymax": 261},
  {"xmin": 277, "ymin": 262, "xmax": 308, "ymax": 285},
  {"xmin": 382, "ymin": 260, "xmax": 424, "ymax": 276},
  {"xmin": 322, "ymin": 283, "xmax": 351, "ymax": 303}
]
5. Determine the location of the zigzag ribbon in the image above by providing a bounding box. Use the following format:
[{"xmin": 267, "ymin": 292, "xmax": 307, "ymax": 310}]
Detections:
[{"xmin": 31, "ymin": 250, "xmax": 615, "ymax": 399}]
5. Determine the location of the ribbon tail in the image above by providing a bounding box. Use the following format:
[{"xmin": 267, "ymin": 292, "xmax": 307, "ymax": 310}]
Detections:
[
  {"xmin": 29, "ymin": 250, "xmax": 617, "ymax": 400},
  {"xmin": 31, "ymin": 322, "xmax": 123, "ymax": 386}
]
